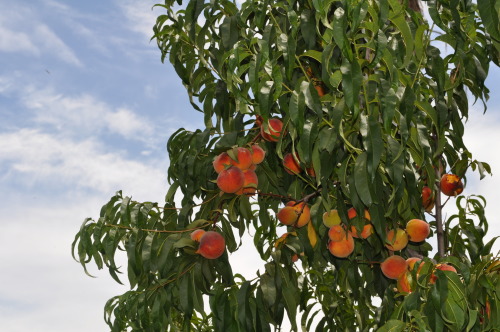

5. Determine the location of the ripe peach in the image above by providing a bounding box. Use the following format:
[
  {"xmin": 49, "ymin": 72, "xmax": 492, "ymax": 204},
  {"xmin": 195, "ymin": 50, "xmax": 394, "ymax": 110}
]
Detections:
[
  {"xmin": 350, "ymin": 224, "xmax": 374, "ymax": 239},
  {"xmin": 229, "ymin": 147, "xmax": 253, "ymax": 170},
  {"xmin": 261, "ymin": 118, "xmax": 284, "ymax": 142},
  {"xmin": 283, "ymin": 153, "xmax": 302, "ymax": 174},
  {"xmin": 314, "ymin": 83, "xmax": 327, "ymax": 97},
  {"xmin": 190, "ymin": 229, "xmax": 206, "ymax": 242},
  {"xmin": 406, "ymin": 219, "xmax": 430, "ymax": 242},
  {"xmin": 196, "ymin": 231, "xmax": 225, "ymax": 259},
  {"xmin": 217, "ymin": 166, "xmax": 244, "ymax": 193},
  {"xmin": 385, "ymin": 229, "xmax": 409, "ymax": 251},
  {"xmin": 213, "ymin": 152, "xmax": 232, "ymax": 174},
  {"xmin": 348, "ymin": 208, "xmax": 373, "ymax": 239},
  {"xmin": 249, "ymin": 145, "xmax": 265, "ymax": 164},
  {"xmin": 323, "ymin": 209, "xmax": 341, "ymax": 227},
  {"xmin": 277, "ymin": 206, "xmax": 298, "ymax": 226},
  {"xmin": 286, "ymin": 201, "xmax": 310, "ymax": 227},
  {"xmin": 380, "ymin": 255, "xmax": 408, "ymax": 280},
  {"xmin": 347, "ymin": 207, "xmax": 371, "ymax": 221},
  {"xmin": 397, "ymin": 272, "xmax": 413, "ymax": 293},
  {"xmin": 422, "ymin": 186, "xmax": 435, "ymax": 212},
  {"xmin": 328, "ymin": 232, "xmax": 355, "ymax": 258},
  {"xmin": 430, "ymin": 263, "xmax": 457, "ymax": 283},
  {"xmin": 328, "ymin": 225, "xmax": 346, "ymax": 242},
  {"xmin": 406, "ymin": 257, "xmax": 424, "ymax": 273},
  {"xmin": 440, "ymin": 174, "xmax": 464, "ymax": 196},
  {"xmin": 306, "ymin": 166, "xmax": 316, "ymax": 177},
  {"xmin": 236, "ymin": 169, "xmax": 258, "ymax": 195}
]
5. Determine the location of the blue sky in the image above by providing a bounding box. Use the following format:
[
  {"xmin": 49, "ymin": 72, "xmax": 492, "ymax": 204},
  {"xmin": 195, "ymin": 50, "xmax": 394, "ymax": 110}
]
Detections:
[{"xmin": 0, "ymin": 1, "xmax": 498, "ymax": 331}]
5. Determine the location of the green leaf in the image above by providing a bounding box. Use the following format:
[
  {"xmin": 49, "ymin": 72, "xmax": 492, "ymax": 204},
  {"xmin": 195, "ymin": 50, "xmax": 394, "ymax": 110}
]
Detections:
[
  {"xmin": 478, "ymin": 0, "xmax": 500, "ymax": 42},
  {"xmin": 376, "ymin": 319, "xmax": 405, "ymax": 332},
  {"xmin": 341, "ymin": 57, "xmax": 362, "ymax": 115},
  {"xmin": 354, "ymin": 152, "xmax": 373, "ymax": 206}
]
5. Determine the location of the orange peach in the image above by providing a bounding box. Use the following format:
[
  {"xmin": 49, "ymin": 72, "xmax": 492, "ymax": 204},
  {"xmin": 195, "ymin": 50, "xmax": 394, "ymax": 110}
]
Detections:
[
  {"xmin": 440, "ymin": 174, "xmax": 464, "ymax": 196},
  {"xmin": 328, "ymin": 232, "xmax": 355, "ymax": 258},
  {"xmin": 328, "ymin": 225, "xmax": 346, "ymax": 242},
  {"xmin": 229, "ymin": 147, "xmax": 253, "ymax": 170},
  {"xmin": 249, "ymin": 145, "xmax": 265, "ymax": 164},
  {"xmin": 236, "ymin": 169, "xmax": 258, "ymax": 195},
  {"xmin": 216, "ymin": 166, "xmax": 244, "ymax": 193},
  {"xmin": 350, "ymin": 224, "xmax": 374, "ymax": 239},
  {"xmin": 190, "ymin": 229, "xmax": 206, "ymax": 242},
  {"xmin": 348, "ymin": 208, "xmax": 373, "ymax": 239},
  {"xmin": 277, "ymin": 206, "xmax": 298, "ymax": 226},
  {"xmin": 347, "ymin": 207, "xmax": 371, "ymax": 220},
  {"xmin": 406, "ymin": 257, "xmax": 424, "ymax": 273},
  {"xmin": 306, "ymin": 166, "xmax": 316, "ymax": 177},
  {"xmin": 213, "ymin": 152, "xmax": 232, "ymax": 174},
  {"xmin": 286, "ymin": 201, "xmax": 310, "ymax": 227},
  {"xmin": 397, "ymin": 272, "xmax": 413, "ymax": 293},
  {"xmin": 261, "ymin": 118, "xmax": 284, "ymax": 142},
  {"xmin": 430, "ymin": 263, "xmax": 457, "ymax": 283},
  {"xmin": 385, "ymin": 229, "xmax": 409, "ymax": 251},
  {"xmin": 422, "ymin": 186, "xmax": 435, "ymax": 212},
  {"xmin": 381, "ymin": 255, "xmax": 408, "ymax": 280},
  {"xmin": 196, "ymin": 231, "xmax": 225, "ymax": 259},
  {"xmin": 406, "ymin": 219, "xmax": 430, "ymax": 242},
  {"xmin": 283, "ymin": 153, "xmax": 302, "ymax": 175}
]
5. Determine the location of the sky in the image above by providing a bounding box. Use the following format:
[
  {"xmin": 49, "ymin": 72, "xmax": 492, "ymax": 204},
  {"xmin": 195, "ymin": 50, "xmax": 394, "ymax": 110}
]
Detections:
[{"xmin": 0, "ymin": 1, "xmax": 498, "ymax": 331}]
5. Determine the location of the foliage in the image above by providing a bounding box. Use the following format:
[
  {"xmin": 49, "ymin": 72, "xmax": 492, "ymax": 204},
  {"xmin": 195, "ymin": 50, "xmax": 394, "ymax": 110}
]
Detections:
[{"xmin": 73, "ymin": 0, "xmax": 500, "ymax": 331}]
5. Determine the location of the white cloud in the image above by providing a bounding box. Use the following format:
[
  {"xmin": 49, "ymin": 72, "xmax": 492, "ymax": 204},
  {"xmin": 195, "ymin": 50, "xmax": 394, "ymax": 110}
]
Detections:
[
  {"xmin": 0, "ymin": 25, "xmax": 39, "ymax": 54},
  {"xmin": 118, "ymin": 0, "xmax": 159, "ymax": 40},
  {"xmin": 7, "ymin": 83, "xmax": 157, "ymax": 144},
  {"xmin": 0, "ymin": 128, "xmax": 166, "ymax": 199},
  {"xmin": 34, "ymin": 24, "xmax": 82, "ymax": 67},
  {"xmin": 0, "ymin": 2, "xmax": 81, "ymax": 66}
]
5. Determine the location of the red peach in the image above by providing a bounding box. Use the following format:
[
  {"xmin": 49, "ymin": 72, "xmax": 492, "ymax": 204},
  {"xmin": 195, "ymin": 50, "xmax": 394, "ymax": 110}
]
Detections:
[
  {"xmin": 217, "ymin": 166, "xmax": 244, "ymax": 193},
  {"xmin": 196, "ymin": 231, "xmax": 225, "ymax": 259}
]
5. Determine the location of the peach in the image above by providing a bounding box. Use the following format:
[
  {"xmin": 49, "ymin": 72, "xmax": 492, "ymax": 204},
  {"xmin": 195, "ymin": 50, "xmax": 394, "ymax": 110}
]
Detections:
[
  {"xmin": 328, "ymin": 225, "xmax": 346, "ymax": 242},
  {"xmin": 323, "ymin": 209, "xmax": 341, "ymax": 227},
  {"xmin": 348, "ymin": 208, "xmax": 373, "ymax": 239},
  {"xmin": 397, "ymin": 272, "xmax": 413, "ymax": 293},
  {"xmin": 350, "ymin": 224, "xmax": 374, "ymax": 239},
  {"xmin": 229, "ymin": 147, "xmax": 253, "ymax": 170},
  {"xmin": 385, "ymin": 229, "xmax": 409, "ymax": 251},
  {"xmin": 380, "ymin": 255, "xmax": 408, "ymax": 280},
  {"xmin": 249, "ymin": 145, "xmax": 265, "ymax": 164},
  {"xmin": 406, "ymin": 257, "xmax": 424, "ymax": 273},
  {"xmin": 440, "ymin": 174, "xmax": 464, "ymax": 196},
  {"xmin": 217, "ymin": 166, "xmax": 244, "ymax": 193},
  {"xmin": 236, "ymin": 169, "xmax": 258, "ymax": 195},
  {"xmin": 286, "ymin": 201, "xmax": 310, "ymax": 227},
  {"xmin": 196, "ymin": 231, "xmax": 225, "ymax": 259},
  {"xmin": 283, "ymin": 153, "xmax": 302, "ymax": 174},
  {"xmin": 422, "ymin": 186, "xmax": 434, "ymax": 212},
  {"xmin": 328, "ymin": 232, "xmax": 355, "ymax": 258},
  {"xmin": 261, "ymin": 118, "xmax": 284, "ymax": 142},
  {"xmin": 430, "ymin": 263, "xmax": 457, "ymax": 283},
  {"xmin": 306, "ymin": 166, "xmax": 316, "ymax": 177},
  {"xmin": 406, "ymin": 219, "xmax": 430, "ymax": 242},
  {"xmin": 190, "ymin": 229, "xmax": 206, "ymax": 242},
  {"xmin": 314, "ymin": 83, "xmax": 327, "ymax": 97},
  {"xmin": 277, "ymin": 206, "xmax": 298, "ymax": 226},
  {"xmin": 347, "ymin": 207, "xmax": 371, "ymax": 220},
  {"xmin": 213, "ymin": 152, "xmax": 232, "ymax": 174}
]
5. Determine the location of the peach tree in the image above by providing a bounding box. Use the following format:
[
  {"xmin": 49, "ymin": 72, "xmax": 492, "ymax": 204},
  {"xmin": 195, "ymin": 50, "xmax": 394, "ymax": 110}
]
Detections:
[{"xmin": 73, "ymin": 0, "xmax": 500, "ymax": 330}]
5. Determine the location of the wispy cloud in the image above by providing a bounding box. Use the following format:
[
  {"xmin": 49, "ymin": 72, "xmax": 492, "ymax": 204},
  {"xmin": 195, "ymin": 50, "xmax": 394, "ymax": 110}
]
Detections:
[
  {"xmin": 0, "ymin": 2, "xmax": 82, "ymax": 66},
  {"xmin": 0, "ymin": 128, "xmax": 166, "ymax": 198}
]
